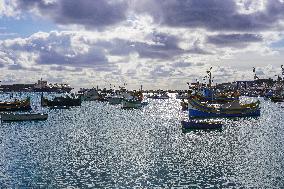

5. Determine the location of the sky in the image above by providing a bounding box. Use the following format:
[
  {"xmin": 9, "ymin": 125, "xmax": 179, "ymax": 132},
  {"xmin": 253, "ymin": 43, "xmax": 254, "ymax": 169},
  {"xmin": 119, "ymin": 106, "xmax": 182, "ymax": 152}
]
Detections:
[{"xmin": 1, "ymin": 0, "xmax": 284, "ymax": 90}]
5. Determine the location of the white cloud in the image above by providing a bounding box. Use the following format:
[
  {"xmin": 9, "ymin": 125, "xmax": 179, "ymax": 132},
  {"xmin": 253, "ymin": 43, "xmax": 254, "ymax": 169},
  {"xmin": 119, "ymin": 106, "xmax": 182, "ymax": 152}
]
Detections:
[
  {"xmin": 236, "ymin": 0, "xmax": 267, "ymax": 14},
  {"xmin": 1, "ymin": 0, "xmax": 284, "ymax": 89},
  {"xmin": 0, "ymin": 0, "xmax": 20, "ymax": 17}
]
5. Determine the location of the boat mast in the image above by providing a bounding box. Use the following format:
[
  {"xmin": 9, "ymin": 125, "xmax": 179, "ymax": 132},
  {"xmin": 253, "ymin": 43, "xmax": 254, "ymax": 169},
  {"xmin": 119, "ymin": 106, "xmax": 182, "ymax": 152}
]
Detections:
[{"xmin": 206, "ymin": 67, "xmax": 213, "ymax": 87}]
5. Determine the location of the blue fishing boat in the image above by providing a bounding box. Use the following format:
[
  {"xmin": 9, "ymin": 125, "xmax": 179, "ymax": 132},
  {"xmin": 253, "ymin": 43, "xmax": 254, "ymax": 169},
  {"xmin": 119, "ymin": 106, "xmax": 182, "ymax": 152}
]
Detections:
[
  {"xmin": 188, "ymin": 97, "xmax": 260, "ymax": 118},
  {"xmin": 185, "ymin": 68, "xmax": 260, "ymax": 118}
]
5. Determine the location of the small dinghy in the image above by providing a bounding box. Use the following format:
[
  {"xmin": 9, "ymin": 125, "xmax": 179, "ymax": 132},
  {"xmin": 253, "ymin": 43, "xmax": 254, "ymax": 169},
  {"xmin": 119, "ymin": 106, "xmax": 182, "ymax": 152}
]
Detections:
[
  {"xmin": 181, "ymin": 120, "xmax": 222, "ymax": 130},
  {"xmin": 1, "ymin": 113, "xmax": 48, "ymax": 122}
]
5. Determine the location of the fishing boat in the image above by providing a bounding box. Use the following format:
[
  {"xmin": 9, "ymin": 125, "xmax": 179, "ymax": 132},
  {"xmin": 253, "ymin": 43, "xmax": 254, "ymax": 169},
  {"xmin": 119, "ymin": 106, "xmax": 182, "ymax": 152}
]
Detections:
[
  {"xmin": 121, "ymin": 90, "xmax": 148, "ymax": 108},
  {"xmin": 121, "ymin": 99, "xmax": 142, "ymax": 109},
  {"xmin": 181, "ymin": 120, "xmax": 222, "ymax": 130},
  {"xmin": 269, "ymin": 95, "xmax": 284, "ymax": 103},
  {"xmin": 80, "ymin": 88, "xmax": 100, "ymax": 101},
  {"xmin": 185, "ymin": 68, "xmax": 261, "ymax": 118},
  {"xmin": 1, "ymin": 113, "xmax": 48, "ymax": 122},
  {"xmin": 188, "ymin": 97, "xmax": 260, "ymax": 118},
  {"xmin": 41, "ymin": 95, "xmax": 81, "ymax": 108},
  {"xmin": 107, "ymin": 95, "xmax": 124, "ymax": 105},
  {"xmin": 0, "ymin": 98, "xmax": 32, "ymax": 112}
]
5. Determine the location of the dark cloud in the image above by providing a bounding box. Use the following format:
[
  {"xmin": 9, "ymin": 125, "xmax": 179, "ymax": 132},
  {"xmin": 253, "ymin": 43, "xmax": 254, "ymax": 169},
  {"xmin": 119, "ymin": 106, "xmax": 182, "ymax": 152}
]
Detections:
[
  {"xmin": 173, "ymin": 61, "xmax": 192, "ymax": 68},
  {"xmin": 195, "ymin": 62, "xmax": 205, "ymax": 67},
  {"xmin": 98, "ymin": 32, "xmax": 189, "ymax": 59},
  {"xmin": 137, "ymin": 0, "xmax": 284, "ymax": 31},
  {"xmin": 188, "ymin": 41, "xmax": 212, "ymax": 54},
  {"xmin": 7, "ymin": 64, "xmax": 41, "ymax": 71},
  {"xmin": 8, "ymin": 64, "xmax": 24, "ymax": 70},
  {"xmin": 37, "ymin": 47, "xmax": 108, "ymax": 67},
  {"xmin": 14, "ymin": 0, "xmax": 128, "ymax": 28},
  {"xmin": 50, "ymin": 66, "xmax": 83, "ymax": 72},
  {"xmin": 207, "ymin": 33, "xmax": 263, "ymax": 47},
  {"xmin": 149, "ymin": 65, "xmax": 175, "ymax": 78},
  {"xmin": 2, "ymin": 32, "xmax": 109, "ymax": 69}
]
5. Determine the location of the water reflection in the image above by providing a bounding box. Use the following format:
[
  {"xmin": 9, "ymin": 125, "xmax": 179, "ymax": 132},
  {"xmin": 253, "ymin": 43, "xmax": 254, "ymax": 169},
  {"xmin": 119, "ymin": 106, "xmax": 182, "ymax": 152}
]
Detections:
[{"xmin": 0, "ymin": 94, "xmax": 283, "ymax": 188}]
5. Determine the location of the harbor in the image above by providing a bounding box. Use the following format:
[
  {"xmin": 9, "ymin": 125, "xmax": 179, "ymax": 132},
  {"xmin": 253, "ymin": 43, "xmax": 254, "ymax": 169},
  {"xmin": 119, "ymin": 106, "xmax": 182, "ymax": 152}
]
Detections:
[
  {"xmin": 0, "ymin": 67, "xmax": 284, "ymax": 188},
  {"xmin": 0, "ymin": 91, "xmax": 283, "ymax": 188},
  {"xmin": 2, "ymin": 0, "xmax": 284, "ymax": 187}
]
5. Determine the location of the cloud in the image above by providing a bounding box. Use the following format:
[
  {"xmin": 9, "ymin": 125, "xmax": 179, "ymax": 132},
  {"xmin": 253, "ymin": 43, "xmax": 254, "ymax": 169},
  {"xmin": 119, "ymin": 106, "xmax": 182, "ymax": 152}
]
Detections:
[
  {"xmin": 173, "ymin": 61, "xmax": 192, "ymax": 68},
  {"xmin": 8, "ymin": 63, "xmax": 24, "ymax": 70},
  {"xmin": 2, "ymin": 0, "xmax": 284, "ymax": 89},
  {"xmin": 49, "ymin": 65, "xmax": 82, "ymax": 72},
  {"xmin": 37, "ymin": 47, "xmax": 107, "ymax": 67},
  {"xmin": 97, "ymin": 32, "xmax": 187, "ymax": 59},
  {"xmin": 12, "ymin": 0, "xmax": 128, "ymax": 28},
  {"xmin": 0, "ymin": 62, "xmax": 5, "ymax": 68},
  {"xmin": 207, "ymin": 33, "xmax": 263, "ymax": 47},
  {"xmin": 149, "ymin": 65, "xmax": 175, "ymax": 78},
  {"xmin": 1, "ymin": 31, "xmax": 110, "ymax": 69},
  {"xmin": 0, "ymin": 0, "xmax": 19, "ymax": 17},
  {"xmin": 135, "ymin": 0, "xmax": 284, "ymax": 31}
]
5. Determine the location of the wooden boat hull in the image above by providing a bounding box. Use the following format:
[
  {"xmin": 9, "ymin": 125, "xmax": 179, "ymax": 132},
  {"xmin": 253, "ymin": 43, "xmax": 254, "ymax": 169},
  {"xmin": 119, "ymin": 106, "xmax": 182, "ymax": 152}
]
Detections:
[
  {"xmin": 0, "ymin": 104, "xmax": 32, "ymax": 112},
  {"xmin": 122, "ymin": 100, "xmax": 142, "ymax": 109},
  {"xmin": 181, "ymin": 120, "xmax": 222, "ymax": 130},
  {"xmin": 81, "ymin": 96, "xmax": 100, "ymax": 101},
  {"xmin": 0, "ymin": 98, "xmax": 31, "ymax": 112},
  {"xmin": 42, "ymin": 97, "xmax": 81, "ymax": 107},
  {"xmin": 1, "ymin": 113, "xmax": 48, "ymax": 122},
  {"xmin": 108, "ymin": 98, "xmax": 123, "ymax": 105}
]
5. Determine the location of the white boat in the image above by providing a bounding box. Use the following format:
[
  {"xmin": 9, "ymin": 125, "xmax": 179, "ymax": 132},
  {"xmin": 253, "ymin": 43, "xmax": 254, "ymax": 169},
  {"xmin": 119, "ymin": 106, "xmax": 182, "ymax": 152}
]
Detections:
[{"xmin": 1, "ymin": 113, "xmax": 48, "ymax": 122}]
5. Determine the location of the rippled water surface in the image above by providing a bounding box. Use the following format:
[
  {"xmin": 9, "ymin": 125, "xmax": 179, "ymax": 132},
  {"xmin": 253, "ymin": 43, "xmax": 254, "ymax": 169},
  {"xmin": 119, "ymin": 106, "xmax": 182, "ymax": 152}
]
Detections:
[{"xmin": 0, "ymin": 93, "xmax": 283, "ymax": 188}]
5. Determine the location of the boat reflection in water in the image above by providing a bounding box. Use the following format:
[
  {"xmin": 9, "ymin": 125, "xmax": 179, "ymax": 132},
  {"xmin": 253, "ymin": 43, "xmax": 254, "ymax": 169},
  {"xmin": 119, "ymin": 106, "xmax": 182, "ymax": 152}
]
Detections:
[
  {"xmin": 181, "ymin": 119, "xmax": 223, "ymax": 131},
  {"xmin": 1, "ymin": 113, "xmax": 48, "ymax": 122}
]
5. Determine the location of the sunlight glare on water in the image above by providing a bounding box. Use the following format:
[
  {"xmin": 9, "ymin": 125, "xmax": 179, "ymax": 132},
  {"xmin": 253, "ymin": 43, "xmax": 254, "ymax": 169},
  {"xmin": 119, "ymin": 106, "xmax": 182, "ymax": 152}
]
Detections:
[{"xmin": 0, "ymin": 93, "xmax": 283, "ymax": 188}]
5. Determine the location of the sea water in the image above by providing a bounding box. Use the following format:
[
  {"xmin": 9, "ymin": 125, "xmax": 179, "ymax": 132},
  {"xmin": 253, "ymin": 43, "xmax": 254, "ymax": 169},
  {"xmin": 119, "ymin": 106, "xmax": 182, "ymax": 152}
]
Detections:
[{"xmin": 0, "ymin": 93, "xmax": 283, "ymax": 188}]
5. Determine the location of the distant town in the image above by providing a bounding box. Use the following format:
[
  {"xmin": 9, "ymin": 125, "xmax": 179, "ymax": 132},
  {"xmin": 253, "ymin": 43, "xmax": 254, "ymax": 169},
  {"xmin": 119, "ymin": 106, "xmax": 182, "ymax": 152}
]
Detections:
[
  {"xmin": 0, "ymin": 76, "xmax": 283, "ymax": 99},
  {"xmin": 0, "ymin": 79, "xmax": 73, "ymax": 93}
]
